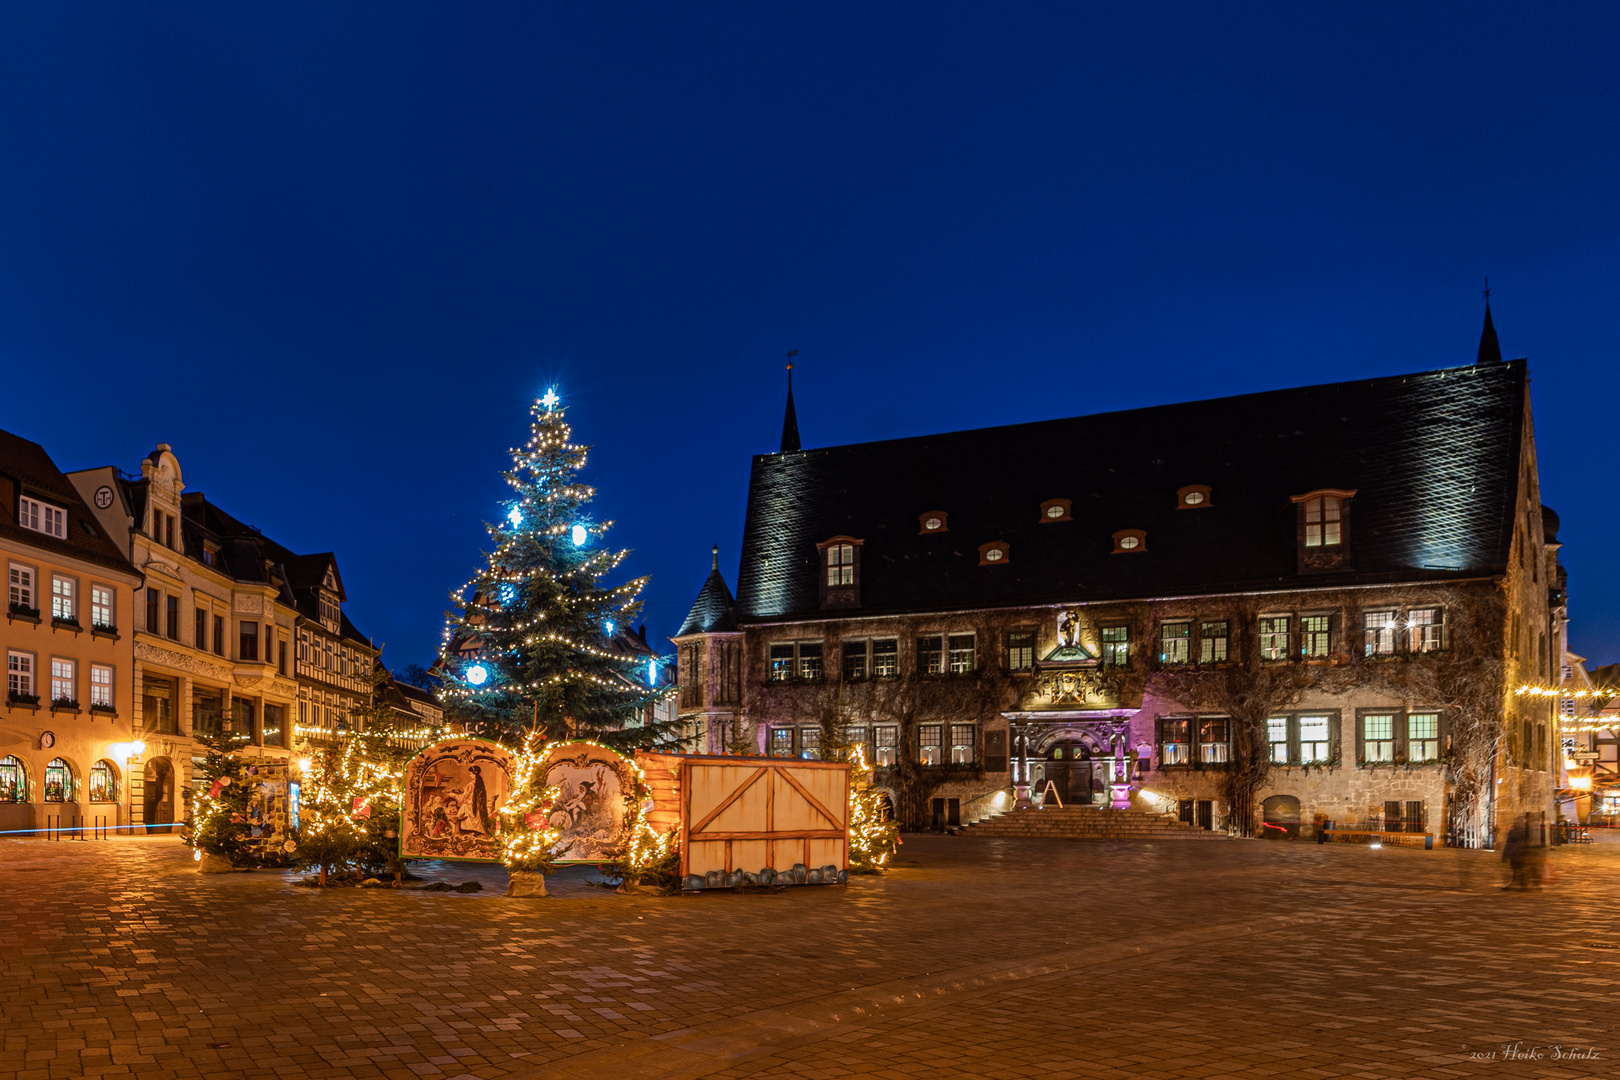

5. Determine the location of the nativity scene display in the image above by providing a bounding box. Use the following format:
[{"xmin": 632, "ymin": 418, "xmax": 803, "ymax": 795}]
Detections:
[{"xmin": 399, "ymin": 739, "xmax": 517, "ymax": 861}]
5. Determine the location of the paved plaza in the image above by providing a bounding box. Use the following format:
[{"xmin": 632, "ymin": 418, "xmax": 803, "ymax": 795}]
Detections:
[{"xmin": 1, "ymin": 832, "xmax": 1616, "ymax": 1080}]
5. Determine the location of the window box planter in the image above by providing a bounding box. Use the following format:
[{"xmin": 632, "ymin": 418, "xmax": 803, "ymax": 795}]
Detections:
[
  {"xmin": 91, "ymin": 623, "xmax": 119, "ymax": 640},
  {"xmin": 7, "ymin": 692, "xmax": 40, "ymax": 709},
  {"xmin": 51, "ymin": 698, "xmax": 80, "ymax": 714},
  {"xmin": 7, "ymin": 603, "xmax": 41, "ymax": 624},
  {"xmin": 89, "ymin": 702, "xmax": 117, "ymax": 716},
  {"xmin": 51, "ymin": 617, "xmax": 82, "ymax": 634}
]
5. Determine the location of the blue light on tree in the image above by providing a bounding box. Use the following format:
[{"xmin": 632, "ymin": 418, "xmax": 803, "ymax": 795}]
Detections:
[
  {"xmin": 571, "ymin": 523, "xmax": 588, "ymax": 546},
  {"xmin": 507, "ymin": 506, "xmax": 523, "ymax": 528},
  {"xmin": 605, "ymin": 620, "xmax": 614, "ymax": 635},
  {"xmin": 466, "ymin": 664, "xmax": 489, "ymax": 686},
  {"xmin": 647, "ymin": 659, "xmax": 657, "ymax": 685}
]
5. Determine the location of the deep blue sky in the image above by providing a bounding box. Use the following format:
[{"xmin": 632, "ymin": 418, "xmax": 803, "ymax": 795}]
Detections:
[{"xmin": 2, "ymin": 5, "xmax": 1617, "ymax": 669}]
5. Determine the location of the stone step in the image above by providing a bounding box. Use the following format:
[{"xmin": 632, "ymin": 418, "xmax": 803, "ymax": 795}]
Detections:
[{"xmin": 962, "ymin": 807, "xmax": 1230, "ymax": 840}]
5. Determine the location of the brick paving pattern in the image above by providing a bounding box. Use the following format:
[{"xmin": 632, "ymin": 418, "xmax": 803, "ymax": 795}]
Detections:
[{"xmin": 1, "ymin": 832, "xmax": 1615, "ymax": 1079}]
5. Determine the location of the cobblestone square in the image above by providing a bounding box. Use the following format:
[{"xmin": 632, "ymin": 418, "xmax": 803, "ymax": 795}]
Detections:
[{"xmin": 1, "ymin": 833, "xmax": 1615, "ymax": 1079}]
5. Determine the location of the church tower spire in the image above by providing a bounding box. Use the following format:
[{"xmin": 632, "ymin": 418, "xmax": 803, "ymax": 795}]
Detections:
[
  {"xmin": 779, "ymin": 351, "xmax": 801, "ymax": 453},
  {"xmin": 1477, "ymin": 279, "xmax": 1503, "ymax": 365}
]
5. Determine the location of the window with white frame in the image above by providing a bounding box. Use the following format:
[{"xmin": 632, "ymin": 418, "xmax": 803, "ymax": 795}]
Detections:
[
  {"xmin": 947, "ymin": 634, "xmax": 975, "ymax": 674},
  {"xmin": 950, "ymin": 724, "xmax": 976, "ymax": 764},
  {"xmin": 8, "ymin": 651, "xmax": 35, "ymax": 699},
  {"xmin": 1161, "ymin": 719, "xmax": 1190, "ymax": 765},
  {"xmin": 769, "ymin": 641, "xmax": 823, "ymax": 681},
  {"xmin": 1362, "ymin": 714, "xmax": 1395, "ymax": 762},
  {"xmin": 1267, "ymin": 717, "xmax": 1289, "ymax": 763},
  {"xmin": 50, "ymin": 658, "xmax": 75, "ymax": 705},
  {"xmin": 90, "ymin": 665, "xmax": 114, "ymax": 709},
  {"xmin": 1303, "ymin": 495, "xmax": 1342, "ymax": 547},
  {"xmin": 769, "ymin": 727, "xmax": 795, "ymax": 757},
  {"xmin": 798, "ymin": 727, "xmax": 821, "ymax": 759},
  {"xmin": 1100, "ymin": 625, "xmax": 1129, "ymax": 666},
  {"xmin": 1408, "ymin": 713, "xmax": 1440, "ymax": 761},
  {"xmin": 1006, "ymin": 630, "xmax": 1036, "ymax": 671},
  {"xmin": 1159, "ymin": 622, "xmax": 1190, "ymax": 665},
  {"xmin": 18, "ymin": 496, "xmax": 67, "ymax": 539},
  {"xmin": 872, "ymin": 638, "xmax": 897, "ymax": 677},
  {"xmin": 875, "ymin": 725, "xmax": 898, "ymax": 766},
  {"xmin": 1301, "ymin": 614, "xmax": 1333, "ymax": 658},
  {"xmin": 918, "ymin": 724, "xmax": 943, "ymax": 765},
  {"xmin": 91, "ymin": 584, "xmax": 114, "ymax": 630},
  {"xmin": 1259, "ymin": 616, "xmax": 1290, "ymax": 660},
  {"xmin": 1407, "ymin": 607, "xmax": 1444, "ymax": 652},
  {"xmin": 1299, "ymin": 715, "xmax": 1331, "ymax": 761},
  {"xmin": 1363, "ymin": 609, "xmax": 1397, "ymax": 656},
  {"xmin": 826, "ymin": 543, "xmax": 854, "ymax": 585},
  {"xmin": 1197, "ymin": 718, "xmax": 1229, "ymax": 763},
  {"xmin": 842, "ymin": 639, "xmax": 868, "ymax": 679},
  {"xmin": 9, "ymin": 564, "xmax": 36, "ymax": 612},
  {"xmin": 51, "ymin": 576, "xmax": 76, "ymax": 622},
  {"xmin": 1199, "ymin": 621, "xmax": 1229, "ymax": 663}
]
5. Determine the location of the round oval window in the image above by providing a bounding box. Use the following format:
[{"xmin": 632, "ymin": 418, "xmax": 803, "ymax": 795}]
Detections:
[
  {"xmin": 1184, "ymin": 491, "xmax": 1205, "ymax": 506},
  {"xmin": 985, "ymin": 548, "xmax": 1005, "ymax": 561},
  {"xmin": 1118, "ymin": 535, "xmax": 1140, "ymax": 550},
  {"xmin": 925, "ymin": 517, "xmax": 942, "ymax": 530},
  {"xmin": 1046, "ymin": 505, "xmax": 1065, "ymax": 518}
]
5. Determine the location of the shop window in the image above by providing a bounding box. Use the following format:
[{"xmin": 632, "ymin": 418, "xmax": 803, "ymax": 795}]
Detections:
[
  {"xmin": 263, "ymin": 703, "xmax": 285, "ymax": 748},
  {"xmin": 193, "ymin": 689, "xmax": 224, "ymax": 735},
  {"xmin": 1199, "ymin": 621, "xmax": 1228, "ymax": 663},
  {"xmin": 89, "ymin": 762, "xmax": 116, "ymax": 803},
  {"xmin": 0, "ymin": 756, "xmax": 26, "ymax": 802},
  {"xmin": 43, "ymin": 758, "xmax": 72, "ymax": 802}
]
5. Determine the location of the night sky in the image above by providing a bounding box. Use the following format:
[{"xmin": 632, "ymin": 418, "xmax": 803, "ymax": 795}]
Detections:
[{"xmin": 1, "ymin": 5, "xmax": 1616, "ymax": 670}]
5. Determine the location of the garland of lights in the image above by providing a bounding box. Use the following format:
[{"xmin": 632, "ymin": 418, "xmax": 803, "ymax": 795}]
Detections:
[
  {"xmin": 846, "ymin": 743, "xmax": 900, "ymax": 871},
  {"xmin": 1516, "ymin": 685, "xmax": 1620, "ymax": 698}
]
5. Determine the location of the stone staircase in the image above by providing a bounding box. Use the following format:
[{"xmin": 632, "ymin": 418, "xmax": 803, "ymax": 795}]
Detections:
[{"xmin": 962, "ymin": 805, "xmax": 1231, "ymax": 841}]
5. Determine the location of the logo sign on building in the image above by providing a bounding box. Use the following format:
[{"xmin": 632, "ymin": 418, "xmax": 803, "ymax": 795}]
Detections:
[{"xmin": 400, "ymin": 739, "xmax": 518, "ymax": 863}]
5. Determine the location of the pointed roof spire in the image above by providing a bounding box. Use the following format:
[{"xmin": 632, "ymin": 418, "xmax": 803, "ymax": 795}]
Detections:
[
  {"xmin": 1477, "ymin": 278, "xmax": 1502, "ymax": 365},
  {"xmin": 779, "ymin": 351, "xmax": 801, "ymax": 453},
  {"xmin": 676, "ymin": 545, "xmax": 737, "ymax": 636}
]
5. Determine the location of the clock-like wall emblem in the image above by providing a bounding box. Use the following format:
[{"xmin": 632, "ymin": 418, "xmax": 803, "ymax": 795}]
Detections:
[
  {"xmin": 40, "ymin": 731, "xmax": 55, "ymax": 749},
  {"xmin": 94, "ymin": 486, "xmax": 114, "ymax": 509}
]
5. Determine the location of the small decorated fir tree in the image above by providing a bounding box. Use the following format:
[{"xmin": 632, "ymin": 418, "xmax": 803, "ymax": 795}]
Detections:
[
  {"xmin": 183, "ymin": 728, "xmax": 256, "ymax": 867},
  {"xmin": 439, "ymin": 389, "xmax": 679, "ymax": 751}
]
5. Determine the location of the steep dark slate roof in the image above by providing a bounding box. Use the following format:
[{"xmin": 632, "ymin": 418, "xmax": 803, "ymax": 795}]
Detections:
[
  {"xmin": 736, "ymin": 361, "xmax": 1527, "ymax": 622},
  {"xmin": 0, "ymin": 429, "xmax": 137, "ymax": 576},
  {"xmin": 1478, "ymin": 303, "xmax": 1503, "ymax": 365},
  {"xmin": 678, "ymin": 556, "xmax": 738, "ymax": 636}
]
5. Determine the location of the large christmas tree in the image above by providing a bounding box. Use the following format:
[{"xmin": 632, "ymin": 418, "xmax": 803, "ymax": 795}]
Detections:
[{"xmin": 440, "ymin": 389, "xmax": 678, "ymax": 751}]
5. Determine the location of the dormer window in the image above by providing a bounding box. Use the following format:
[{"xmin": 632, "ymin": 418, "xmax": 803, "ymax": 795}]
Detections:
[
  {"xmin": 817, "ymin": 536, "xmax": 862, "ymax": 610},
  {"xmin": 18, "ymin": 497, "xmax": 66, "ymax": 539},
  {"xmin": 1040, "ymin": 499, "xmax": 1072, "ymax": 523},
  {"xmin": 1177, "ymin": 485, "xmax": 1212, "ymax": 509},
  {"xmin": 1112, "ymin": 529, "xmax": 1147, "ymax": 554},
  {"xmin": 201, "ymin": 544, "xmax": 218, "ymax": 568},
  {"xmin": 919, "ymin": 511, "xmax": 949, "ymax": 534},
  {"xmin": 1291, "ymin": 489, "xmax": 1356, "ymax": 574},
  {"xmin": 979, "ymin": 541, "xmax": 1010, "ymax": 566}
]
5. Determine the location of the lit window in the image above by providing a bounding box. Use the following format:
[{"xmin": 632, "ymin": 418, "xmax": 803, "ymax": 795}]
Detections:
[
  {"xmin": 799, "ymin": 727, "xmax": 821, "ymax": 760},
  {"xmin": 1161, "ymin": 719, "xmax": 1190, "ymax": 765},
  {"xmin": 9, "ymin": 564, "xmax": 35, "ymax": 612},
  {"xmin": 797, "ymin": 642, "xmax": 823, "ymax": 680},
  {"xmin": 1268, "ymin": 717, "xmax": 1290, "ymax": 763},
  {"xmin": 875, "ymin": 725, "xmax": 898, "ymax": 766},
  {"xmin": 947, "ymin": 634, "xmax": 975, "ymax": 674},
  {"xmin": 1299, "ymin": 716, "xmax": 1330, "ymax": 762},
  {"xmin": 979, "ymin": 542, "xmax": 1009, "ymax": 565},
  {"xmin": 8, "ymin": 651, "xmax": 36, "ymax": 699},
  {"xmin": 43, "ymin": 758, "xmax": 72, "ymax": 802},
  {"xmin": 50, "ymin": 658, "xmax": 76, "ymax": 705},
  {"xmin": 89, "ymin": 762, "xmax": 115, "ymax": 802},
  {"xmin": 770, "ymin": 728, "xmax": 795, "ymax": 757},
  {"xmin": 1177, "ymin": 485, "xmax": 1213, "ymax": 509},
  {"xmin": 1113, "ymin": 530, "xmax": 1146, "ymax": 553},
  {"xmin": 950, "ymin": 724, "xmax": 975, "ymax": 764},
  {"xmin": 985, "ymin": 548, "xmax": 1004, "ymax": 561},
  {"xmin": 918, "ymin": 635, "xmax": 944, "ymax": 675},
  {"xmin": 18, "ymin": 497, "xmax": 66, "ymax": 539},
  {"xmin": 90, "ymin": 665, "xmax": 113, "ymax": 708},
  {"xmin": 925, "ymin": 517, "xmax": 943, "ymax": 530},
  {"xmin": 1408, "ymin": 713, "xmax": 1440, "ymax": 761},
  {"xmin": 0, "ymin": 756, "xmax": 25, "ymax": 802},
  {"xmin": 1159, "ymin": 622, "xmax": 1190, "ymax": 665},
  {"xmin": 1301, "ymin": 615, "xmax": 1332, "ymax": 658},
  {"xmin": 1199, "ymin": 621, "xmax": 1228, "ymax": 664},
  {"xmin": 1362, "ymin": 714, "xmax": 1394, "ymax": 762},
  {"xmin": 1363, "ymin": 610, "xmax": 1397, "ymax": 656},
  {"xmin": 1408, "ymin": 608, "xmax": 1444, "ymax": 653},
  {"xmin": 1040, "ymin": 499, "xmax": 1072, "ymax": 522},
  {"xmin": 919, "ymin": 511, "xmax": 949, "ymax": 533},
  {"xmin": 1259, "ymin": 616, "xmax": 1290, "ymax": 660},
  {"xmin": 842, "ymin": 639, "xmax": 868, "ymax": 680},
  {"xmin": 826, "ymin": 544, "xmax": 854, "ymax": 586},
  {"xmin": 1007, "ymin": 630, "xmax": 1035, "ymax": 672},
  {"xmin": 91, "ymin": 585, "xmax": 114, "ymax": 630},
  {"xmin": 1046, "ymin": 505, "xmax": 1065, "ymax": 518},
  {"xmin": 51, "ymin": 576, "xmax": 76, "ymax": 622},
  {"xmin": 919, "ymin": 724, "xmax": 942, "ymax": 766},
  {"xmin": 872, "ymin": 638, "xmax": 898, "ymax": 678},
  {"xmin": 1198, "ymin": 719, "xmax": 1229, "ymax": 764},
  {"xmin": 1101, "ymin": 626, "xmax": 1128, "ymax": 666},
  {"xmin": 1304, "ymin": 496, "xmax": 1342, "ymax": 547}
]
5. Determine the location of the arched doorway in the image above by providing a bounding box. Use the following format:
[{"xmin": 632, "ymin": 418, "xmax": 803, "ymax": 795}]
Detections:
[
  {"xmin": 1262, "ymin": 794, "xmax": 1301, "ymax": 839},
  {"xmin": 143, "ymin": 758, "xmax": 175, "ymax": 834},
  {"xmin": 1043, "ymin": 740, "xmax": 1100, "ymax": 805}
]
